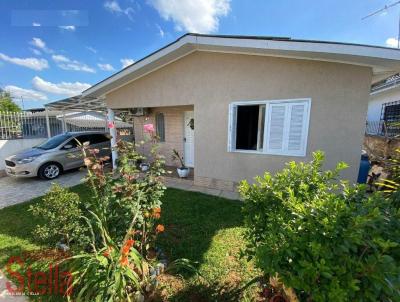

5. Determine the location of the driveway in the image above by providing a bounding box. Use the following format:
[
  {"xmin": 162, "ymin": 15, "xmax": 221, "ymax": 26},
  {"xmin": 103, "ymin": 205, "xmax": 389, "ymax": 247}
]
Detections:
[{"xmin": 0, "ymin": 169, "xmax": 86, "ymax": 209}]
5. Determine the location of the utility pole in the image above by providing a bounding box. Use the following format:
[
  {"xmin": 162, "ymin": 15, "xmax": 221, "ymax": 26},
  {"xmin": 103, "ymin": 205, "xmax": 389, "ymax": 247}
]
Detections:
[{"xmin": 363, "ymin": 1, "xmax": 400, "ymax": 48}]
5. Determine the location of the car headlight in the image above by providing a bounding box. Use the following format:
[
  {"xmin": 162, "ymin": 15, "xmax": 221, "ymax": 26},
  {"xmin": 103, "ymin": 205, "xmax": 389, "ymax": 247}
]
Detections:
[{"xmin": 16, "ymin": 155, "xmax": 41, "ymax": 164}]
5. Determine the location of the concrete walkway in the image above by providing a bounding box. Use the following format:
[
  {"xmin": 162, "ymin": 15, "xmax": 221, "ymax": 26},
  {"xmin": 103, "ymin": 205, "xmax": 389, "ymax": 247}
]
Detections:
[
  {"xmin": 0, "ymin": 170, "xmax": 86, "ymax": 209},
  {"xmin": 0, "ymin": 170, "xmax": 240, "ymax": 209},
  {"xmin": 165, "ymin": 178, "xmax": 240, "ymax": 200},
  {"xmin": 0, "ymin": 272, "xmax": 27, "ymax": 302}
]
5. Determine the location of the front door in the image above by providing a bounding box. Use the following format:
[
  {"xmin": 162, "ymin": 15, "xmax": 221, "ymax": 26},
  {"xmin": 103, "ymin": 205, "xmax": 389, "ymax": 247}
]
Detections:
[{"xmin": 184, "ymin": 111, "xmax": 194, "ymax": 167}]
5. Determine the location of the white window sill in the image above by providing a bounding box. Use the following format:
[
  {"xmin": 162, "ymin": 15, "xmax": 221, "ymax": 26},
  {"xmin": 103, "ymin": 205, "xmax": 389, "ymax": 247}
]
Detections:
[{"xmin": 229, "ymin": 149, "xmax": 306, "ymax": 157}]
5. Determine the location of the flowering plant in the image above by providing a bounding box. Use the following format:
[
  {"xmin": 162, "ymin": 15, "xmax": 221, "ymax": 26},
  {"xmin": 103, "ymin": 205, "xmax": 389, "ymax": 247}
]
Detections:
[{"xmin": 67, "ymin": 125, "xmax": 168, "ymax": 300}]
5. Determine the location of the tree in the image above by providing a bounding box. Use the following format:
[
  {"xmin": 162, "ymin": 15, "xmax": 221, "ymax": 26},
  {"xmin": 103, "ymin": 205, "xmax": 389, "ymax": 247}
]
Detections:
[{"xmin": 0, "ymin": 91, "xmax": 21, "ymax": 112}]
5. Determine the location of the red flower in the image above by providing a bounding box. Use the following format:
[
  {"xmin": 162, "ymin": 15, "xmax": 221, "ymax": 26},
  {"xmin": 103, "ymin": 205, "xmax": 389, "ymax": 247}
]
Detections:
[
  {"xmin": 120, "ymin": 256, "xmax": 129, "ymax": 267},
  {"xmin": 103, "ymin": 246, "xmax": 112, "ymax": 258},
  {"xmin": 121, "ymin": 239, "xmax": 135, "ymax": 255},
  {"xmin": 156, "ymin": 224, "xmax": 165, "ymax": 233},
  {"xmin": 153, "ymin": 207, "xmax": 161, "ymax": 214},
  {"xmin": 126, "ymin": 239, "xmax": 135, "ymax": 247},
  {"xmin": 122, "ymin": 246, "xmax": 130, "ymax": 255},
  {"xmin": 103, "ymin": 246, "xmax": 113, "ymax": 257}
]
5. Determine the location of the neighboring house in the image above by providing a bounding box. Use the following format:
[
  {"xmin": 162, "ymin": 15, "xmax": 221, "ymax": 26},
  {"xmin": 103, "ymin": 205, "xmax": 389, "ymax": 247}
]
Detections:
[
  {"xmin": 367, "ymin": 74, "xmax": 400, "ymax": 136},
  {"xmin": 61, "ymin": 111, "xmax": 132, "ymax": 132},
  {"xmin": 80, "ymin": 34, "xmax": 400, "ymax": 190}
]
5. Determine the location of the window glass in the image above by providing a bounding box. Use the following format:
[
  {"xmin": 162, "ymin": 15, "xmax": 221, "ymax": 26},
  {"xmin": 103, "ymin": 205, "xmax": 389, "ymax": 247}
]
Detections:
[
  {"xmin": 35, "ymin": 133, "xmax": 72, "ymax": 150},
  {"xmin": 236, "ymin": 105, "xmax": 260, "ymax": 150},
  {"xmin": 156, "ymin": 113, "xmax": 165, "ymax": 142},
  {"xmin": 90, "ymin": 134, "xmax": 110, "ymax": 144}
]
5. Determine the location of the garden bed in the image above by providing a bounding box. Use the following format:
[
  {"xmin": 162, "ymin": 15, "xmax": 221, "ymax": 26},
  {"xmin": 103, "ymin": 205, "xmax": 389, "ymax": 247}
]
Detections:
[{"xmin": 0, "ymin": 184, "xmax": 259, "ymax": 301}]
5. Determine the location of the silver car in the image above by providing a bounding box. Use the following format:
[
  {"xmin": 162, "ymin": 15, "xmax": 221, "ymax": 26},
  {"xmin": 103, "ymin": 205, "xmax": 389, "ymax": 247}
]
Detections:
[{"xmin": 5, "ymin": 131, "xmax": 111, "ymax": 180}]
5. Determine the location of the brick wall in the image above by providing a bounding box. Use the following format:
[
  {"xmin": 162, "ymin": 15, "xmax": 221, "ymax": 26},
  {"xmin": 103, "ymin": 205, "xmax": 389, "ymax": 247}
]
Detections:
[{"xmin": 133, "ymin": 106, "xmax": 193, "ymax": 166}]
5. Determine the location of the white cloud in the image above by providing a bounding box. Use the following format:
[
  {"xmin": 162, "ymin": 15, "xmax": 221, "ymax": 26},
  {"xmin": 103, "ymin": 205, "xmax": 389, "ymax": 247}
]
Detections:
[
  {"xmin": 120, "ymin": 58, "xmax": 135, "ymax": 68},
  {"xmin": 30, "ymin": 48, "xmax": 42, "ymax": 56},
  {"xmin": 51, "ymin": 54, "xmax": 96, "ymax": 73},
  {"xmin": 32, "ymin": 76, "xmax": 91, "ymax": 96},
  {"xmin": 59, "ymin": 25, "xmax": 76, "ymax": 31},
  {"xmin": 52, "ymin": 54, "xmax": 69, "ymax": 63},
  {"xmin": 104, "ymin": 0, "xmax": 123, "ymax": 13},
  {"xmin": 32, "ymin": 22, "xmax": 41, "ymax": 27},
  {"xmin": 156, "ymin": 24, "xmax": 165, "ymax": 37},
  {"xmin": 30, "ymin": 37, "xmax": 53, "ymax": 53},
  {"xmin": 386, "ymin": 37, "xmax": 399, "ymax": 48},
  {"xmin": 104, "ymin": 0, "xmax": 136, "ymax": 21},
  {"xmin": 148, "ymin": 0, "xmax": 230, "ymax": 33},
  {"xmin": 98, "ymin": 63, "xmax": 115, "ymax": 71},
  {"xmin": 86, "ymin": 46, "xmax": 97, "ymax": 54},
  {"xmin": 0, "ymin": 53, "xmax": 49, "ymax": 71},
  {"xmin": 5, "ymin": 85, "xmax": 48, "ymax": 101}
]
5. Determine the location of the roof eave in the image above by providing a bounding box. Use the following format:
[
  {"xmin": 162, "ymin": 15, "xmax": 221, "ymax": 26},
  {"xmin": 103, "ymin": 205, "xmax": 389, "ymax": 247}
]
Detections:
[{"xmin": 82, "ymin": 34, "xmax": 400, "ymax": 99}]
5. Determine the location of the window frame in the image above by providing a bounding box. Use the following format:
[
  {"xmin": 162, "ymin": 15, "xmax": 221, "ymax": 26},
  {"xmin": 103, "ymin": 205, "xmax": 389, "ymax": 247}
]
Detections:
[
  {"xmin": 227, "ymin": 98, "xmax": 311, "ymax": 157},
  {"xmin": 155, "ymin": 112, "xmax": 166, "ymax": 142}
]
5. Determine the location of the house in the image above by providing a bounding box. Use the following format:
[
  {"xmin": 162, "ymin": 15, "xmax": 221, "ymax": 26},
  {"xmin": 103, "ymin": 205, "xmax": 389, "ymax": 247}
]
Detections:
[
  {"xmin": 81, "ymin": 33, "xmax": 400, "ymax": 191},
  {"xmin": 366, "ymin": 74, "xmax": 400, "ymax": 137}
]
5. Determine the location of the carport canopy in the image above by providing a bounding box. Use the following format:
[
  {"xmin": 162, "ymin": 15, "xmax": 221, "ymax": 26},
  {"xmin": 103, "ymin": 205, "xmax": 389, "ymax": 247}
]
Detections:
[
  {"xmin": 44, "ymin": 95, "xmax": 119, "ymax": 168},
  {"xmin": 44, "ymin": 95, "xmax": 106, "ymax": 112}
]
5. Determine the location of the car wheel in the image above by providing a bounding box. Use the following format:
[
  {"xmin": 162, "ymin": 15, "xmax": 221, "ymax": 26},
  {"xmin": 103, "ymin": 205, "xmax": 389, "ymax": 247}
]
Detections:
[{"xmin": 38, "ymin": 162, "xmax": 62, "ymax": 180}]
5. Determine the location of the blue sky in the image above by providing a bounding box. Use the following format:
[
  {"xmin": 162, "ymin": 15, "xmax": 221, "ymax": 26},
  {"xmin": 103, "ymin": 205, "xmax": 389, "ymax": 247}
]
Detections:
[{"xmin": 0, "ymin": 0, "xmax": 399, "ymax": 109}]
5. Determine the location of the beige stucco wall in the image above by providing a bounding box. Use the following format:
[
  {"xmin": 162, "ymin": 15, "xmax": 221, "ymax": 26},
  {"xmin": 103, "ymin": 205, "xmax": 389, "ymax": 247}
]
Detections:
[{"xmin": 106, "ymin": 51, "xmax": 372, "ymax": 188}]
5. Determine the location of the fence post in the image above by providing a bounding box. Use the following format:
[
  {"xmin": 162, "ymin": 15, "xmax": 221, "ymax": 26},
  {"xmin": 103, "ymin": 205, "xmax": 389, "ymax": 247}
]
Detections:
[
  {"xmin": 45, "ymin": 108, "xmax": 51, "ymax": 138},
  {"xmin": 61, "ymin": 111, "xmax": 66, "ymax": 133}
]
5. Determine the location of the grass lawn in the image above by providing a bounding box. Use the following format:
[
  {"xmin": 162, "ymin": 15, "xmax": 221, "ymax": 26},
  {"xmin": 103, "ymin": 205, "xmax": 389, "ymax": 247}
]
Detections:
[{"xmin": 0, "ymin": 184, "xmax": 259, "ymax": 301}]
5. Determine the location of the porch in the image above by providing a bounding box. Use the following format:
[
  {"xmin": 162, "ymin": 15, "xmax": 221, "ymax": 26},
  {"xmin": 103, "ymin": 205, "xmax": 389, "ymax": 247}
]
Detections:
[{"xmin": 115, "ymin": 105, "xmax": 195, "ymax": 168}]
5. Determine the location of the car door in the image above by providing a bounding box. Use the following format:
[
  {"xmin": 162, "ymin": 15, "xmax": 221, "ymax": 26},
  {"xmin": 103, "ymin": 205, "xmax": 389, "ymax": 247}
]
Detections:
[
  {"xmin": 57, "ymin": 134, "xmax": 89, "ymax": 170},
  {"xmin": 89, "ymin": 134, "xmax": 111, "ymax": 158}
]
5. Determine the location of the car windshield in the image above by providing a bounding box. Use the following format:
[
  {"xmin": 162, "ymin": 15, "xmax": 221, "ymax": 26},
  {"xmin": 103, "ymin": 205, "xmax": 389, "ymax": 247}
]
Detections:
[{"xmin": 35, "ymin": 134, "xmax": 72, "ymax": 150}]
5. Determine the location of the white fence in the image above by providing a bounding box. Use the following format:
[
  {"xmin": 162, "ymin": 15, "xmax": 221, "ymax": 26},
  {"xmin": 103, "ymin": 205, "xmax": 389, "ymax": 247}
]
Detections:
[{"xmin": 0, "ymin": 111, "xmax": 133, "ymax": 140}]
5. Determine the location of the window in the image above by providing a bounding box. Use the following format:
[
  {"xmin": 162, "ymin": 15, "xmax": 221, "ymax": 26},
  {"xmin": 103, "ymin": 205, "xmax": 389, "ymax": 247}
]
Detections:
[
  {"xmin": 381, "ymin": 101, "xmax": 400, "ymax": 122},
  {"xmin": 90, "ymin": 134, "xmax": 111, "ymax": 145},
  {"xmin": 35, "ymin": 133, "xmax": 72, "ymax": 150},
  {"xmin": 228, "ymin": 99, "xmax": 311, "ymax": 156},
  {"xmin": 155, "ymin": 113, "xmax": 165, "ymax": 142},
  {"xmin": 65, "ymin": 135, "xmax": 91, "ymax": 148}
]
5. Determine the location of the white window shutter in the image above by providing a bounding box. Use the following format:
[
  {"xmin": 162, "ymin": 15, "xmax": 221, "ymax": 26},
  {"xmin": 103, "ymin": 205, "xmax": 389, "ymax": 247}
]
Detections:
[
  {"xmin": 266, "ymin": 100, "xmax": 310, "ymax": 156},
  {"xmin": 227, "ymin": 104, "xmax": 237, "ymax": 151},
  {"xmin": 266, "ymin": 104, "xmax": 287, "ymax": 153},
  {"xmin": 287, "ymin": 103, "xmax": 307, "ymax": 153}
]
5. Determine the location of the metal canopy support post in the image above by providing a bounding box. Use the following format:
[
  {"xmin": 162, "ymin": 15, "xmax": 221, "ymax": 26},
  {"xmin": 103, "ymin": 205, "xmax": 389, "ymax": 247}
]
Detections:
[
  {"xmin": 107, "ymin": 108, "xmax": 118, "ymax": 169},
  {"xmin": 45, "ymin": 108, "xmax": 51, "ymax": 138}
]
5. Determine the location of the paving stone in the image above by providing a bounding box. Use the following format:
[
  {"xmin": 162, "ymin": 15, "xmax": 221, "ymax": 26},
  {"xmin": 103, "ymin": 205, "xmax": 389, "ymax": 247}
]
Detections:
[
  {"xmin": 0, "ymin": 170, "xmax": 86, "ymax": 209},
  {"xmin": 0, "ymin": 272, "xmax": 28, "ymax": 302}
]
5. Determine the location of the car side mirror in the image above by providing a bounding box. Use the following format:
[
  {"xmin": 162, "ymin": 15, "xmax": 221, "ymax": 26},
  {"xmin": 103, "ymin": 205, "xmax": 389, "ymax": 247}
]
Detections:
[{"xmin": 63, "ymin": 144, "xmax": 73, "ymax": 150}]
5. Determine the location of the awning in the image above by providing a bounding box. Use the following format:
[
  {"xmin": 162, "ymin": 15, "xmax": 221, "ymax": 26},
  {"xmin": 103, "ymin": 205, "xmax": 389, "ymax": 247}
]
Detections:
[{"xmin": 44, "ymin": 95, "xmax": 106, "ymax": 111}]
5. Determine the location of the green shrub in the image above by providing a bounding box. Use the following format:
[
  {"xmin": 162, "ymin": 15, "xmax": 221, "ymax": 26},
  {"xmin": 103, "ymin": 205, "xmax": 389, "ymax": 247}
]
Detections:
[
  {"xmin": 239, "ymin": 151, "xmax": 400, "ymax": 301},
  {"xmin": 29, "ymin": 183, "xmax": 87, "ymax": 246}
]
